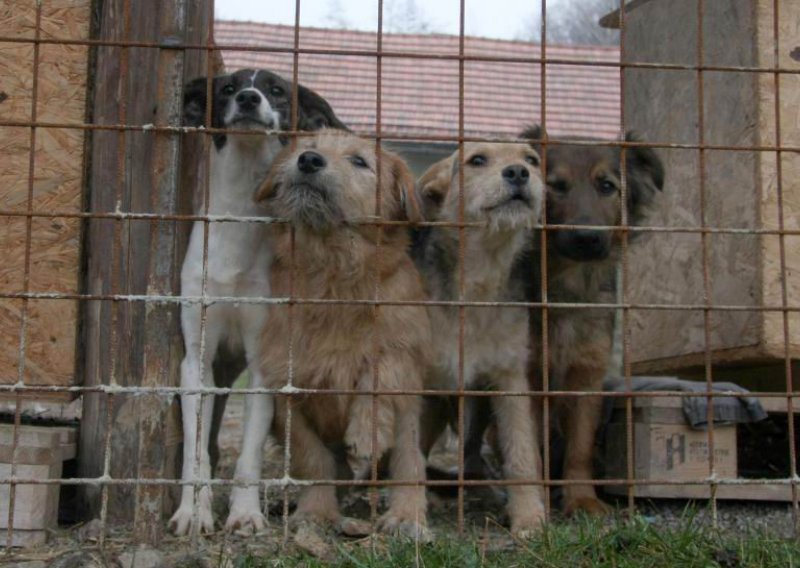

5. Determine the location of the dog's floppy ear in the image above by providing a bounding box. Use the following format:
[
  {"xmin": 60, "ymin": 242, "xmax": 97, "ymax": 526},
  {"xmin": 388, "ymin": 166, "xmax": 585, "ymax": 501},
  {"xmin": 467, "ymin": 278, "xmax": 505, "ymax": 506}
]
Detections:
[
  {"xmin": 255, "ymin": 167, "xmax": 280, "ymax": 203},
  {"xmin": 384, "ymin": 151, "xmax": 422, "ymax": 223},
  {"xmin": 297, "ymin": 84, "xmax": 349, "ymax": 131},
  {"xmin": 183, "ymin": 77, "xmax": 210, "ymax": 127},
  {"xmin": 624, "ymin": 131, "xmax": 665, "ymax": 192},
  {"xmin": 415, "ymin": 157, "xmax": 453, "ymax": 220},
  {"xmin": 623, "ymin": 131, "xmax": 665, "ymax": 227},
  {"xmin": 255, "ymin": 150, "xmax": 291, "ymax": 203},
  {"xmin": 520, "ymin": 124, "xmax": 546, "ymax": 153}
]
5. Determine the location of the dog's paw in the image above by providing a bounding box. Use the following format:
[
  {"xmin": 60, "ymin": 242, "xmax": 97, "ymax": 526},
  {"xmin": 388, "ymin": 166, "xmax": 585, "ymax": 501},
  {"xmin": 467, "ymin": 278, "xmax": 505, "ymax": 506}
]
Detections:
[
  {"xmin": 169, "ymin": 489, "xmax": 214, "ymax": 536},
  {"xmin": 564, "ymin": 496, "xmax": 612, "ymax": 517},
  {"xmin": 377, "ymin": 512, "xmax": 431, "ymax": 542},
  {"xmin": 336, "ymin": 516, "xmax": 373, "ymax": 537},
  {"xmin": 225, "ymin": 511, "xmax": 267, "ymax": 536},
  {"xmin": 226, "ymin": 488, "xmax": 267, "ymax": 535},
  {"xmin": 290, "ymin": 510, "xmax": 339, "ymax": 531},
  {"xmin": 345, "ymin": 444, "xmax": 372, "ymax": 480},
  {"xmin": 509, "ymin": 510, "xmax": 546, "ymax": 540}
]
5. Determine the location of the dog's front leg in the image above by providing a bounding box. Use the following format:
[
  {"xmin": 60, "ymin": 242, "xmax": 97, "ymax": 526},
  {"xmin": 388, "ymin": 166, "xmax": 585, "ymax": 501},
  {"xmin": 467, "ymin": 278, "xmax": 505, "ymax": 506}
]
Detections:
[
  {"xmin": 226, "ymin": 307, "xmax": 274, "ymax": 534},
  {"xmin": 379, "ymin": 394, "xmax": 430, "ymax": 541},
  {"xmin": 344, "ymin": 374, "xmax": 395, "ymax": 480},
  {"xmin": 559, "ymin": 364, "xmax": 611, "ymax": 516},
  {"xmin": 490, "ymin": 366, "xmax": 546, "ymax": 538},
  {"xmin": 170, "ymin": 304, "xmax": 223, "ymax": 536},
  {"xmin": 287, "ymin": 407, "xmax": 343, "ymax": 528}
]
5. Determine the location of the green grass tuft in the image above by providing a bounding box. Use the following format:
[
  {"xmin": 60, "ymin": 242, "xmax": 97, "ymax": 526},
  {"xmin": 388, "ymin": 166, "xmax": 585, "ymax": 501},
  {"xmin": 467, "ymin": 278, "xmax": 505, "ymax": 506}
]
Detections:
[{"xmin": 234, "ymin": 513, "xmax": 800, "ymax": 568}]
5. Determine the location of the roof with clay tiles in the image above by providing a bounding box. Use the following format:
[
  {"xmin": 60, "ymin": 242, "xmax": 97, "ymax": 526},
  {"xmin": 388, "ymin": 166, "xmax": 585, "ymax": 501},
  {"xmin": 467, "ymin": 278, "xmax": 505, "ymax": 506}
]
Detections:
[{"xmin": 215, "ymin": 21, "xmax": 621, "ymax": 141}]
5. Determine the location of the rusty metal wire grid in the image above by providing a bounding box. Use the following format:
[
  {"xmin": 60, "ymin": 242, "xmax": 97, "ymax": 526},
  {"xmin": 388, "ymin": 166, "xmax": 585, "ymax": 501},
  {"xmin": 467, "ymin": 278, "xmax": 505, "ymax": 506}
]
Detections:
[{"xmin": 0, "ymin": 0, "xmax": 797, "ymax": 555}]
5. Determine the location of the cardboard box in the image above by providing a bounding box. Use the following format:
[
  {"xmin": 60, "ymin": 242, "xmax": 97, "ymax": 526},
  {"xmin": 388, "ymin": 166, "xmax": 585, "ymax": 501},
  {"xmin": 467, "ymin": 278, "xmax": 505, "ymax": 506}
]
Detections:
[{"xmin": 604, "ymin": 396, "xmax": 799, "ymax": 501}]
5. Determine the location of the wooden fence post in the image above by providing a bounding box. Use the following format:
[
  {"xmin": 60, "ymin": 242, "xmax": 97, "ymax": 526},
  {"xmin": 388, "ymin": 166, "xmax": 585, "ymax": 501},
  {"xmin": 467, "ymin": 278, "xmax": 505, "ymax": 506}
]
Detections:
[{"xmin": 79, "ymin": 0, "xmax": 211, "ymax": 544}]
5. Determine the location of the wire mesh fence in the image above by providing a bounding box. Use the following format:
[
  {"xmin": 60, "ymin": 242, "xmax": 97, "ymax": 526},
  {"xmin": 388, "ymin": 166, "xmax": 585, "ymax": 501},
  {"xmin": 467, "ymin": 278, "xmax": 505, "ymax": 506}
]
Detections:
[{"xmin": 0, "ymin": 0, "xmax": 797, "ymax": 557}]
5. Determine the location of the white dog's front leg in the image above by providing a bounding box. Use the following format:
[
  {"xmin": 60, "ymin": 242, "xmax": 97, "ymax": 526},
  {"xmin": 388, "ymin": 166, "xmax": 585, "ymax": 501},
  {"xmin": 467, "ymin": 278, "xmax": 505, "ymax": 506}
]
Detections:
[
  {"xmin": 170, "ymin": 305, "xmax": 221, "ymax": 536},
  {"xmin": 225, "ymin": 308, "xmax": 273, "ymax": 535}
]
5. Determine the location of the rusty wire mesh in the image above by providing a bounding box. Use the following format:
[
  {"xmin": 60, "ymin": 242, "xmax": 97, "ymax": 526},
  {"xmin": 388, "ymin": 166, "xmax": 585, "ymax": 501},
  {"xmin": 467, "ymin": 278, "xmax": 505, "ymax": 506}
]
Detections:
[{"xmin": 0, "ymin": 0, "xmax": 797, "ymax": 555}]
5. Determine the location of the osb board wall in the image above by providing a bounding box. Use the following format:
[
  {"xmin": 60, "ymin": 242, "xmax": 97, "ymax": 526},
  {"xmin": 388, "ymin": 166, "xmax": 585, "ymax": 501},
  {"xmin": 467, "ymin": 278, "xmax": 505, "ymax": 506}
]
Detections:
[
  {"xmin": 757, "ymin": 0, "xmax": 800, "ymax": 358},
  {"xmin": 0, "ymin": 1, "xmax": 89, "ymax": 389},
  {"xmin": 623, "ymin": 0, "xmax": 763, "ymax": 368}
]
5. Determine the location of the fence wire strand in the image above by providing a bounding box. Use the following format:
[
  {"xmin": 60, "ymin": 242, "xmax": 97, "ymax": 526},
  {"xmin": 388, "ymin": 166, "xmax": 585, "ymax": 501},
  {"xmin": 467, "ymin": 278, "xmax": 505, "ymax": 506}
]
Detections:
[{"xmin": 0, "ymin": 0, "xmax": 797, "ymax": 555}]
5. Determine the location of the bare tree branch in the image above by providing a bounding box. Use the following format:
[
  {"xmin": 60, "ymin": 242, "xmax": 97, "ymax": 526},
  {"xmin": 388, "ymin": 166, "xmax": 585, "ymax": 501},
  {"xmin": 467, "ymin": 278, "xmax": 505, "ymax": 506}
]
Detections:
[
  {"xmin": 384, "ymin": 0, "xmax": 440, "ymax": 34},
  {"xmin": 516, "ymin": 0, "xmax": 620, "ymax": 45},
  {"xmin": 325, "ymin": 0, "xmax": 352, "ymax": 29}
]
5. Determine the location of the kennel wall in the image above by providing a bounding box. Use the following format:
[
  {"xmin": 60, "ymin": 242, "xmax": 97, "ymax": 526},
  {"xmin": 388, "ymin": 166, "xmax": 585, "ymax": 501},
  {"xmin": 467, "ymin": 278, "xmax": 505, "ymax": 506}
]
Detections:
[
  {"xmin": 604, "ymin": 0, "xmax": 799, "ymax": 379},
  {"xmin": 0, "ymin": 0, "xmax": 89, "ymax": 406}
]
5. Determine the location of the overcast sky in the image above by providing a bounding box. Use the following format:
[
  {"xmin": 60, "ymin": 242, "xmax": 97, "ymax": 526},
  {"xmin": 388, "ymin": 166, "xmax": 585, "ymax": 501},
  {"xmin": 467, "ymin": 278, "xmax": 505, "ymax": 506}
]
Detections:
[{"xmin": 215, "ymin": 0, "xmax": 573, "ymax": 40}]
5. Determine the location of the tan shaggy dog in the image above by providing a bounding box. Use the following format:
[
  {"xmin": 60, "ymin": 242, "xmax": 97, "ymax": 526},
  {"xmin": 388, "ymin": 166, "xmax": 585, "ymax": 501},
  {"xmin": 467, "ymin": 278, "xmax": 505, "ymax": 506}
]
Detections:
[
  {"xmin": 255, "ymin": 130, "xmax": 431, "ymax": 538},
  {"xmin": 412, "ymin": 143, "xmax": 546, "ymax": 536},
  {"xmin": 457, "ymin": 127, "xmax": 665, "ymax": 518}
]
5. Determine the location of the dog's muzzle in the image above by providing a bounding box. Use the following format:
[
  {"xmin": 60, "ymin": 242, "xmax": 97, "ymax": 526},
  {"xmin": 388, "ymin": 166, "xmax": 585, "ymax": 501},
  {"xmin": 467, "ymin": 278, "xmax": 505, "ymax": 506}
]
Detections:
[
  {"xmin": 229, "ymin": 90, "xmax": 275, "ymax": 129},
  {"xmin": 555, "ymin": 229, "xmax": 611, "ymax": 261},
  {"xmin": 297, "ymin": 150, "xmax": 327, "ymax": 175},
  {"xmin": 502, "ymin": 165, "xmax": 530, "ymax": 187}
]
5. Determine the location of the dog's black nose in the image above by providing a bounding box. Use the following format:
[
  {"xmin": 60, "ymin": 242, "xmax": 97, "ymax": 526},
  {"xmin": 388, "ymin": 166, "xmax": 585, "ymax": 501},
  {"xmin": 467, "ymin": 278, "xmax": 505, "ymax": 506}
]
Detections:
[
  {"xmin": 502, "ymin": 165, "xmax": 530, "ymax": 186},
  {"xmin": 297, "ymin": 151, "xmax": 327, "ymax": 174},
  {"xmin": 572, "ymin": 230, "xmax": 603, "ymax": 250},
  {"xmin": 235, "ymin": 90, "xmax": 261, "ymax": 109}
]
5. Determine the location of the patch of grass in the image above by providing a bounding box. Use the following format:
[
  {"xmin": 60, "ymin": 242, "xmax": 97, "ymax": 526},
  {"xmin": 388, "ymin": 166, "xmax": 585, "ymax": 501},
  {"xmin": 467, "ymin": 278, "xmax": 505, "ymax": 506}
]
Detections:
[{"xmin": 234, "ymin": 513, "xmax": 800, "ymax": 568}]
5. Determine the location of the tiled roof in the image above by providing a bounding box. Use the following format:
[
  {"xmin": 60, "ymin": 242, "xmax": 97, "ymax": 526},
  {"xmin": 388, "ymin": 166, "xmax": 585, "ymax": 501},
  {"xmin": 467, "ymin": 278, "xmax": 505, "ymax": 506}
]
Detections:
[{"xmin": 215, "ymin": 21, "xmax": 621, "ymax": 141}]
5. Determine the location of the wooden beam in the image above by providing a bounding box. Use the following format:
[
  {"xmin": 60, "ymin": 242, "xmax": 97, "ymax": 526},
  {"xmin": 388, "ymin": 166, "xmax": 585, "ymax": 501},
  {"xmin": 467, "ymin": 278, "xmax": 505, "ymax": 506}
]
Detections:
[{"xmin": 78, "ymin": 0, "xmax": 211, "ymax": 545}]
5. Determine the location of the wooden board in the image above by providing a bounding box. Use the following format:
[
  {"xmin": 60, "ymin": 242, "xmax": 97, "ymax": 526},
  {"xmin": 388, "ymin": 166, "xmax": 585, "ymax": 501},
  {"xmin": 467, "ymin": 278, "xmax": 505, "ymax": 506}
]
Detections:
[
  {"xmin": 0, "ymin": 0, "xmax": 90, "ymax": 390},
  {"xmin": 604, "ymin": 481, "xmax": 798, "ymax": 502},
  {"xmin": 77, "ymin": 0, "xmax": 213, "ymax": 544},
  {"xmin": 756, "ymin": 0, "xmax": 800, "ymax": 360},
  {"xmin": 618, "ymin": 0, "xmax": 799, "ymax": 375}
]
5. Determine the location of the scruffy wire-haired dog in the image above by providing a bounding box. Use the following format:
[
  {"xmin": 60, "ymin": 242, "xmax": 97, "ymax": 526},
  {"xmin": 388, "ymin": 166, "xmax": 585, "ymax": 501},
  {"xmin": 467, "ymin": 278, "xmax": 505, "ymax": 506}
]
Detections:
[
  {"xmin": 255, "ymin": 130, "xmax": 431, "ymax": 538},
  {"xmin": 171, "ymin": 69, "xmax": 346, "ymax": 536},
  {"xmin": 519, "ymin": 125, "xmax": 665, "ymax": 515},
  {"xmin": 413, "ymin": 143, "xmax": 546, "ymax": 536}
]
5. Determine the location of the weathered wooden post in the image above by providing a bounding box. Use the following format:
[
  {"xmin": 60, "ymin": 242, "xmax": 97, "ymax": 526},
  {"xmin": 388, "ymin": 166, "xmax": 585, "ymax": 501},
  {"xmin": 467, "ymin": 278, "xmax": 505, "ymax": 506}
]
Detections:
[{"xmin": 79, "ymin": 0, "xmax": 212, "ymax": 544}]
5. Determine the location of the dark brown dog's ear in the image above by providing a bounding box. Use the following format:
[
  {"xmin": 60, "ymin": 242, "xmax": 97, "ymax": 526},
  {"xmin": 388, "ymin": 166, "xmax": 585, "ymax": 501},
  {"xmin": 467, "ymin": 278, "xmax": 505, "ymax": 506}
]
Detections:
[
  {"xmin": 183, "ymin": 77, "xmax": 210, "ymax": 127},
  {"xmin": 520, "ymin": 124, "xmax": 546, "ymax": 153},
  {"xmin": 624, "ymin": 131, "xmax": 665, "ymax": 192},
  {"xmin": 297, "ymin": 84, "xmax": 349, "ymax": 131},
  {"xmin": 387, "ymin": 152, "xmax": 423, "ymax": 223},
  {"xmin": 415, "ymin": 157, "xmax": 453, "ymax": 220},
  {"xmin": 623, "ymin": 131, "xmax": 665, "ymax": 227}
]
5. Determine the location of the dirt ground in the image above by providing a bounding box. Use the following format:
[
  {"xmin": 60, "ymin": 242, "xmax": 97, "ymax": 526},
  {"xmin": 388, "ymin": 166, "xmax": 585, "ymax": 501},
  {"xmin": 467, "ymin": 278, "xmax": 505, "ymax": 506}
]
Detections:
[{"xmin": 2, "ymin": 395, "xmax": 797, "ymax": 567}]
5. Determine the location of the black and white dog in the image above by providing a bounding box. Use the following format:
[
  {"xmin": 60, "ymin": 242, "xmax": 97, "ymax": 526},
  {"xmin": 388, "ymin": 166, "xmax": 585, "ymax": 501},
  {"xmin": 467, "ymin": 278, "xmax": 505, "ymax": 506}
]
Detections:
[{"xmin": 170, "ymin": 69, "xmax": 346, "ymax": 536}]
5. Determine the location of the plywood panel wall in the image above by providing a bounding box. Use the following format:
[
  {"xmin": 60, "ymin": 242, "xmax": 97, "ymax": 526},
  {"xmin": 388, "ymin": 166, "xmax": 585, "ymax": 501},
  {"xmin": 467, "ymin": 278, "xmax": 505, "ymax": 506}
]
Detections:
[
  {"xmin": 0, "ymin": 1, "xmax": 90, "ymax": 389},
  {"xmin": 619, "ymin": 0, "xmax": 799, "ymax": 374}
]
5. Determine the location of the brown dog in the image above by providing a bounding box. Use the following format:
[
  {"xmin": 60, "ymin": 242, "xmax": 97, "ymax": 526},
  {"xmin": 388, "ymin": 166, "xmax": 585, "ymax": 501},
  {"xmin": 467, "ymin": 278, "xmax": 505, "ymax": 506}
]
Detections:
[
  {"xmin": 412, "ymin": 143, "xmax": 547, "ymax": 536},
  {"xmin": 521, "ymin": 125, "xmax": 665, "ymax": 515},
  {"xmin": 255, "ymin": 130, "xmax": 430, "ymax": 538}
]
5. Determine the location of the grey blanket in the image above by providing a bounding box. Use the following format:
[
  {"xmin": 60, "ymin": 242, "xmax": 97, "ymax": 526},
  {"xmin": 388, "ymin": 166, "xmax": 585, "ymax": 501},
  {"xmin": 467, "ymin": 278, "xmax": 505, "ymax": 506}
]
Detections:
[{"xmin": 603, "ymin": 375, "xmax": 768, "ymax": 430}]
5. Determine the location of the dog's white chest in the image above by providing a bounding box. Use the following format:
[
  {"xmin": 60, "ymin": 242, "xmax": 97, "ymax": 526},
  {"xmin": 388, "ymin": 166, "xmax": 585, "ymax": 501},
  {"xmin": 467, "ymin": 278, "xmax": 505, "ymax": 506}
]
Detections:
[{"xmin": 181, "ymin": 140, "xmax": 278, "ymax": 294}]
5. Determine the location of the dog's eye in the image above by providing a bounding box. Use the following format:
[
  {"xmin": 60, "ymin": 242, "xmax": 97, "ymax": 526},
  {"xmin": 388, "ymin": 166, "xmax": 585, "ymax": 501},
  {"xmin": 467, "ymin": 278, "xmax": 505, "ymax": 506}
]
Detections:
[
  {"xmin": 221, "ymin": 84, "xmax": 235, "ymax": 95},
  {"xmin": 598, "ymin": 179, "xmax": 617, "ymax": 195},
  {"xmin": 525, "ymin": 154, "xmax": 540, "ymax": 167},
  {"xmin": 349, "ymin": 155, "xmax": 369, "ymax": 169},
  {"xmin": 270, "ymin": 85, "xmax": 285, "ymax": 97},
  {"xmin": 467, "ymin": 154, "xmax": 487, "ymax": 167},
  {"xmin": 548, "ymin": 179, "xmax": 568, "ymax": 193}
]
